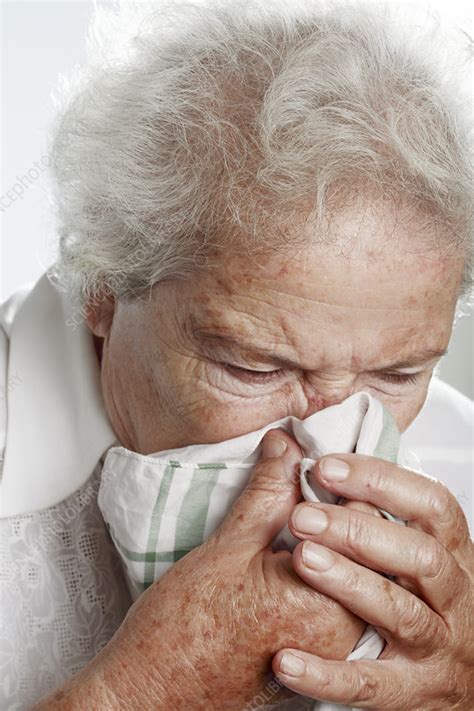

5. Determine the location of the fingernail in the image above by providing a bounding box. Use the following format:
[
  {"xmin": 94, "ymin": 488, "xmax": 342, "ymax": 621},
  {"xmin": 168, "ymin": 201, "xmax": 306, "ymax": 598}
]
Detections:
[
  {"xmin": 292, "ymin": 505, "xmax": 328, "ymax": 534},
  {"xmin": 263, "ymin": 431, "xmax": 287, "ymax": 459},
  {"xmin": 302, "ymin": 541, "xmax": 334, "ymax": 571},
  {"xmin": 320, "ymin": 457, "xmax": 349, "ymax": 481},
  {"xmin": 279, "ymin": 653, "xmax": 305, "ymax": 677}
]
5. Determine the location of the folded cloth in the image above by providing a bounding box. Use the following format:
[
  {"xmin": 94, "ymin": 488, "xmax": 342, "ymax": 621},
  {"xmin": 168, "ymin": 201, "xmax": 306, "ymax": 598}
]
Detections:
[{"xmin": 98, "ymin": 391, "xmax": 421, "ymax": 711}]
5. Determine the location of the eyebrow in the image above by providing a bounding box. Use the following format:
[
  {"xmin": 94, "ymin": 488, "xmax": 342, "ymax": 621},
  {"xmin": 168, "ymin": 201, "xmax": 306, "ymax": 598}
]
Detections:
[{"xmin": 196, "ymin": 331, "xmax": 448, "ymax": 371}]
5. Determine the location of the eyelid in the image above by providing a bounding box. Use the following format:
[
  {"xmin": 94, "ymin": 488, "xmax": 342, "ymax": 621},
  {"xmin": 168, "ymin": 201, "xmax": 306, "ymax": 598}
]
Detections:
[
  {"xmin": 218, "ymin": 362, "xmax": 285, "ymax": 384},
  {"xmin": 231, "ymin": 365, "xmax": 281, "ymax": 373},
  {"xmin": 222, "ymin": 362, "xmax": 283, "ymax": 374},
  {"xmin": 219, "ymin": 359, "xmax": 427, "ymax": 385},
  {"xmin": 376, "ymin": 368, "xmax": 424, "ymax": 377},
  {"xmin": 374, "ymin": 371, "xmax": 422, "ymax": 385},
  {"xmin": 226, "ymin": 362, "xmax": 425, "ymax": 376}
]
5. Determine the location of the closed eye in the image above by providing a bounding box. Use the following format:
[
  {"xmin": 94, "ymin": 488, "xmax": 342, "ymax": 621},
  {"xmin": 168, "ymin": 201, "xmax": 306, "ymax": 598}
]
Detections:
[
  {"xmin": 220, "ymin": 362, "xmax": 423, "ymax": 386},
  {"xmin": 220, "ymin": 362, "xmax": 284, "ymax": 383},
  {"xmin": 374, "ymin": 371, "xmax": 422, "ymax": 385}
]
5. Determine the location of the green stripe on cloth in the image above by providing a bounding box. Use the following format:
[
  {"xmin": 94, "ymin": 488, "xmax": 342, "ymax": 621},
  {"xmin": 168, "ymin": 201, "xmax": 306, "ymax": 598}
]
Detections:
[
  {"xmin": 111, "ymin": 534, "xmax": 193, "ymax": 563},
  {"xmin": 373, "ymin": 407, "xmax": 402, "ymax": 526},
  {"xmin": 373, "ymin": 408, "xmax": 400, "ymax": 463},
  {"xmin": 144, "ymin": 463, "xmax": 175, "ymax": 583},
  {"xmin": 197, "ymin": 462, "xmax": 228, "ymax": 469},
  {"xmin": 173, "ymin": 466, "xmax": 224, "ymax": 561}
]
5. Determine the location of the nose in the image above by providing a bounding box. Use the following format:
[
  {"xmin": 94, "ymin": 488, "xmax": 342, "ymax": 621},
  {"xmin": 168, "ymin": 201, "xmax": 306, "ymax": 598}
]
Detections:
[{"xmin": 300, "ymin": 387, "xmax": 355, "ymax": 418}]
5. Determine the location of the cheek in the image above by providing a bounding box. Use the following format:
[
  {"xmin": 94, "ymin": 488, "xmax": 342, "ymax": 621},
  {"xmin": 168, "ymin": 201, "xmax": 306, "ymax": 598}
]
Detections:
[
  {"xmin": 157, "ymin": 360, "xmax": 300, "ymax": 443},
  {"xmin": 162, "ymin": 397, "xmax": 289, "ymax": 447},
  {"xmin": 370, "ymin": 384, "xmax": 429, "ymax": 433}
]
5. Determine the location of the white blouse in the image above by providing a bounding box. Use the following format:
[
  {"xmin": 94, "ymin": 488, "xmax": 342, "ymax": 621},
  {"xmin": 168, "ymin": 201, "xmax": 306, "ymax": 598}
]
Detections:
[{"xmin": 0, "ymin": 273, "xmax": 472, "ymax": 710}]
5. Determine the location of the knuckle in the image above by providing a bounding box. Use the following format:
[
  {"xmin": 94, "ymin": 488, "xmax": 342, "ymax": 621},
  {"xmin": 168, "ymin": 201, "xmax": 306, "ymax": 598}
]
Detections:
[
  {"xmin": 394, "ymin": 596, "xmax": 437, "ymax": 643},
  {"xmin": 416, "ymin": 540, "xmax": 446, "ymax": 580},
  {"xmin": 250, "ymin": 460, "xmax": 280, "ymax": 489},
  {"xmin": 343, "ymin": 564, "xmax": 364, "ymax": 598},
  {"xmin": 352, "ymin": 667, "xmax": 380, "ymax": 703},
  {"xmin": 429, "ymin": 481, "xmax": 455, "ymax": 519},
  {"xmin": 250, "ymin": 458, "xmax": 294, "ymax": 492},
  {"xmin": 343, "ymin": 510, "xmax": 369, "ymax": 557}
]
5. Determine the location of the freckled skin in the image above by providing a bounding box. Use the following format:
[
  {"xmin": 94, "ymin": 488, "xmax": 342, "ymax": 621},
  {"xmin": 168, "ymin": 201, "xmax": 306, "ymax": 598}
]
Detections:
[
  {"xmin": 87, "ymin": 199, "xmax": 463, "ymax": 454},
  {"xmin": 79, "ymin": 197, "xmax": 464, "ymax": 707},
  {"xmin": 98, "ymin": 512, "xmax": 366, "ymax": 709}
]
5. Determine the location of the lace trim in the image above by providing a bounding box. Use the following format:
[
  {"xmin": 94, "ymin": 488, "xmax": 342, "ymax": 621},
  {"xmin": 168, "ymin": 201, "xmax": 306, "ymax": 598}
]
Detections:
[{"xmin": 0, "ymin": 466, "xmax": 132, "ymax": 709}]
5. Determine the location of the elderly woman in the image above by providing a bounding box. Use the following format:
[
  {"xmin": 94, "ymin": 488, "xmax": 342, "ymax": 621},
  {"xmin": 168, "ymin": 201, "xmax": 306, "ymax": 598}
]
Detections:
[{"xmin": 1, "ymin": 0, "xmax": 473, "ymax": 709}]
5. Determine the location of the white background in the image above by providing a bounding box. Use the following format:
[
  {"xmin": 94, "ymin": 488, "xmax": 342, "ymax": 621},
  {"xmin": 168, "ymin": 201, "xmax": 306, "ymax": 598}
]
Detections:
[{"xmin": 0, "ymin": 0, "xmax": 472, "ymax": 398}]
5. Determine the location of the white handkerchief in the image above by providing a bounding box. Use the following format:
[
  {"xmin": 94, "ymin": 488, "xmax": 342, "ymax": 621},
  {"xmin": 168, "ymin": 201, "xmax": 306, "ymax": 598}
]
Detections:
[{"xmin": 98, "ymin": 391, "xmax": 422, "ymax": 711}]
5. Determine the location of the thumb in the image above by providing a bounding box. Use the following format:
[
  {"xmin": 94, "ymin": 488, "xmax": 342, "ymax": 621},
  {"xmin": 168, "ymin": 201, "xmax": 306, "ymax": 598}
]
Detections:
[{"xmin": 215, "ymin": 428, "xmax": 303, "ymax": 553}]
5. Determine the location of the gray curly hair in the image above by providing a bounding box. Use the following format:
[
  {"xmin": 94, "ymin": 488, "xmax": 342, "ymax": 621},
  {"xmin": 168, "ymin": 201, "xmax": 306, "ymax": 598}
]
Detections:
[{"xmin": 46, "ymin": 0, "xmax": 473, "ymax": 308}]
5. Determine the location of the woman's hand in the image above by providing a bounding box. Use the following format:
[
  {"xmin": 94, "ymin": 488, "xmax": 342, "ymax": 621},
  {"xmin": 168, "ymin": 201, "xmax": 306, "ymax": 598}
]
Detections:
[
  {"xmin": 33, "ymin": 430, "xmax": 367, "ymax": 711},
  {"xmin": 273, "ymin": 453, "xmax": 474, "ymax": 709}
]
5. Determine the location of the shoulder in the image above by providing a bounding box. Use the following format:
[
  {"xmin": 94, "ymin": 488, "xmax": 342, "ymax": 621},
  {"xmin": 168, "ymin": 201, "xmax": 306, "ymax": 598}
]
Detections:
[
  {"xmin": 0, "ymin": 282, "xmax": 36, "ymax": 481},
  {"xmin": 1, "ymin": 272, "xmax": 118, "ymax": 517},
  {"xmin": 0, "ymin": 281, "xmax": 36, "ymax": 336}
]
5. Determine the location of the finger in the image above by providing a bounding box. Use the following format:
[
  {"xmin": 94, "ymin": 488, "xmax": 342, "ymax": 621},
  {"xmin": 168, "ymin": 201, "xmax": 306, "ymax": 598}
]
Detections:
[
  {"xmin": 289, "ymin": 502, "xmax": 468, "ymax": 615},
  {"xmin": 268, "ymin": 548, "xmax": 368, "ymax": 656},
  {"xmin": 273, "ymin": 650, "xmax": 411, "ymax": 709},
  {"xmin": 216, "ymin": 428, "xmax": 302, "ymax": 551},
  {"xmin": 341, "ymin": 500, "xmax": 383, "ymax": 518},
  {"xmin": 339, "ymin": 500, "xmax": 422, "ymax": 598},
  {"xmin": 291, "ymin": 540, "xmax": 448, "ymax": 649},
  {"xmin": 311, "ymin": 454, "xmax": 471, "ymax": 556}
]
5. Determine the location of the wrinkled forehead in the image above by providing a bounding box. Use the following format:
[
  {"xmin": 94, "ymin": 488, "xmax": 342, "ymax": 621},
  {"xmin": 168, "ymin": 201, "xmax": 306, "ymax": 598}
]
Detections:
[
  {"xmin": 172, "ymin": 199, "xmax": 463, "ymax": 369},
  {"xmin": 199, "ymin": 198, "xmax": 464, "ymax": 311},
  {"xmin": 144, "ymin": 195, "xmax": 464, "ymax": 355}
]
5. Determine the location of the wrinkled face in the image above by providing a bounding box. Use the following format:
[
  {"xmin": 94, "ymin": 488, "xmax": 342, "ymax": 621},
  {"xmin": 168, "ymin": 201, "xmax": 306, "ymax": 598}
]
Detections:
[{"xmin": 88, "ymin": 199, "xmax": 463, "ymax": 454}]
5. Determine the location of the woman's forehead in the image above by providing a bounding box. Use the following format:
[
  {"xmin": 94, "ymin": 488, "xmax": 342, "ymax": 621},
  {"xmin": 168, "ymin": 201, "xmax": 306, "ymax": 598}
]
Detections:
[
  {"xmin": 193, "ymin": 239, "xmax": 462, "ymax": 312},
  {"xmin": 181, "ymin": 253, "xmax": 455, "ymax": 373},
  {"xmin": 176, "ymin": 227, "xmax": 461, "ymax": 373},
  {"xmin": 196, "ymin": 199, "xmax": 464, "ymax": 305}
]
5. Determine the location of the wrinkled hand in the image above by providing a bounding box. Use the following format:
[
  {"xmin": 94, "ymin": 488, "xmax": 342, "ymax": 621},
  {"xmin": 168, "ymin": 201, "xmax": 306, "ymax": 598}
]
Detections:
[
  {"xmin": 273, "ymin": 453, "xmax": 474, "ymax": 709},
  {"xmin": 34, "ymin": 430, "xmax": 367, "ymax": 711}
]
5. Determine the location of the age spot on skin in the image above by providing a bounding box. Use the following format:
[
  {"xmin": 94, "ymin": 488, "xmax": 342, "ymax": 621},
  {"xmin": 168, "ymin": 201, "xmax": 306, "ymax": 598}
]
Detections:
[{"xmin": 382, "ymin": 577, "xmax": 396, "ymax": 604}]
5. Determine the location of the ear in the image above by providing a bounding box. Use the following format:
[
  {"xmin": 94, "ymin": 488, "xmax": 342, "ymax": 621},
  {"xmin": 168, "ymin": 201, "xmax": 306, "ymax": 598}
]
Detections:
[{"xmin": 83, "ymin": 293, "xmax": 116, "ymax": 338}]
